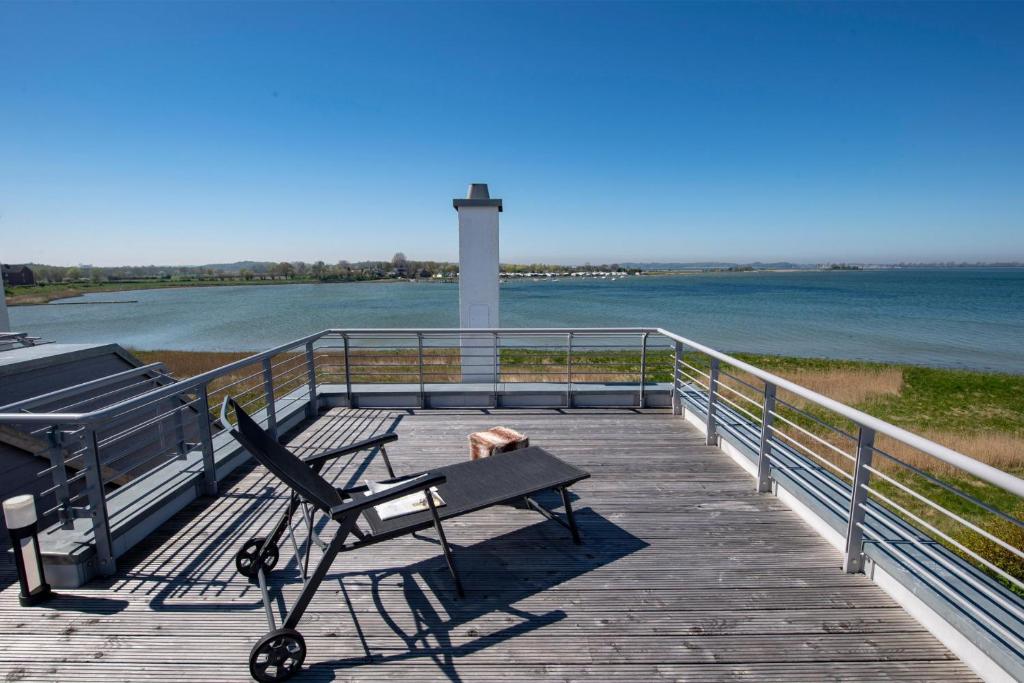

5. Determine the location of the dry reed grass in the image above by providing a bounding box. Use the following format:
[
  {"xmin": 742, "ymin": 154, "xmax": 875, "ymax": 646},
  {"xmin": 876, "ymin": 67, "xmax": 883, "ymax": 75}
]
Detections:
[
  {"xmin": 778, "ymin": 367, "xmax": 905, "ymax": 406},
  {"xmin": 877, "ymin": 429, "xmax": 1024, "ymax": 476}
]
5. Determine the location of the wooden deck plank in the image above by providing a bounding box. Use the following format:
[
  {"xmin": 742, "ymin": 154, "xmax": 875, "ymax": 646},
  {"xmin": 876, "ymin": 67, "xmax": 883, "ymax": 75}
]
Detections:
[{"xmin": 0, "ymin": 407, "xmax": 976, "ymax": 682}]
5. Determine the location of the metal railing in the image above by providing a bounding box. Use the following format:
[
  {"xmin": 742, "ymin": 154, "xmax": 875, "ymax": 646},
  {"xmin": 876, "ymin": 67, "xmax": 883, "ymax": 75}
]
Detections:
[
  {"xmin": 0, "ymin": 324, "xmax": 1021, "ymax": 656},
  {"xmin": 661, "ymin": 328, "xmax": 1024, "ymax": 654},
  {"xmin": 0, "ymin": 328, "xmax": 663, "ymax": 575},
  {"xmin": 314, "ymin": 328, "xmax": 672, "ymax": 407}
]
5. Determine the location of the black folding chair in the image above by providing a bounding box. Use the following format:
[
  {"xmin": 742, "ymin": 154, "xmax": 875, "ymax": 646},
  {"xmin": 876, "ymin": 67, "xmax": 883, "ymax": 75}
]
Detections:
[{"xmin": 221, "ymin": 396, "xmax": 589, "ymax": 682}]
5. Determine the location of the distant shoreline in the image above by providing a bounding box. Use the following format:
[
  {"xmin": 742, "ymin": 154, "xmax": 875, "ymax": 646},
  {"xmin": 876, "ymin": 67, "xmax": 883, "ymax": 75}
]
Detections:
[
  {"xmin": 7, "ymin": 264, "xmax": 1021, "ymax": 307},
  {"xmin": 4, "ymin": 277, "xmax": 401, "ymax": 306}
]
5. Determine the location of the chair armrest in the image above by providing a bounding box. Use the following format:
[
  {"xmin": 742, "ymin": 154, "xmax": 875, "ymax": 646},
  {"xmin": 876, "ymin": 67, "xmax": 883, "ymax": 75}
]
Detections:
[
  {"xmin": 303, "ymin": 432, "xmax": 398, "ymax": 466},
  {"xmin": 329, "ymin": 473, "xmax": 446, "ymax": 518}
]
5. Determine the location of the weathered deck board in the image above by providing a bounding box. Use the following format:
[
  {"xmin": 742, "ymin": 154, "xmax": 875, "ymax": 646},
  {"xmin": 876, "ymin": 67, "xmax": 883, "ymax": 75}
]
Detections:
[{"xmin": 0, "ymin": 408, "xmax": 977, "ymax": 682}]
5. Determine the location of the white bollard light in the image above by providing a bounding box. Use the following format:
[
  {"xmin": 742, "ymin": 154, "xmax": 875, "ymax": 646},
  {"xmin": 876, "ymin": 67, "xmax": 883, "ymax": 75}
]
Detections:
[{"xmin": 4, "ymin": 494, "xmax": 53, "ymax": 606}]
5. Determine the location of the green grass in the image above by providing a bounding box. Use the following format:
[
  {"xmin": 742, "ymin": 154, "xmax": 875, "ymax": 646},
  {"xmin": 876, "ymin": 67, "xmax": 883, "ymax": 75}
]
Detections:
[{"xmin": 4, "ymin": 276, "xmax": 397, "ymax": 306}]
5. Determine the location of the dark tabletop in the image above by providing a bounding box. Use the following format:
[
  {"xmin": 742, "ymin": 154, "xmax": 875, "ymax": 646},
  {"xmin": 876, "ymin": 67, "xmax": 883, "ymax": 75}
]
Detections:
[{"xmin": 360, "ymin": 446, "xmax": 589, "ymax": 537}]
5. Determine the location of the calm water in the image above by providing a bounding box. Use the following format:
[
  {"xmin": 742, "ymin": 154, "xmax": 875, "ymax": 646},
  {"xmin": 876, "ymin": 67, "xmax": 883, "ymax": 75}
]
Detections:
[{"xmin": 9, "ymin": 269, "xmax": 1024, "ymax": 373}]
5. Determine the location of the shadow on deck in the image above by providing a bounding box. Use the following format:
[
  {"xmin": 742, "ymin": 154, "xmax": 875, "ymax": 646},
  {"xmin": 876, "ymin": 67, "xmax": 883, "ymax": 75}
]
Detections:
[{"xmin": 0, "ymin": 408, "xmax": 977, "ymax": 682}]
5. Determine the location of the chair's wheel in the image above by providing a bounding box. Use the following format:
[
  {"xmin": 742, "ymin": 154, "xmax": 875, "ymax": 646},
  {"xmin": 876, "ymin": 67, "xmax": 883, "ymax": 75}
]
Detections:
[
  {"xmin": 249, "ymin": 628, "xmax": 305, "ymax": 682},
  {"xmin": 235, "ymin": 537, "xmax": 279, "ymax": 578}
]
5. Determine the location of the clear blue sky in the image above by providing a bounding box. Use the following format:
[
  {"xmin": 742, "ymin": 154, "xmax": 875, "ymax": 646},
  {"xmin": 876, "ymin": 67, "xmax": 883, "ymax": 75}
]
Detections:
[{"xmin": 2, "ymin": 1, "xmax": 1022, "ymax": 266}]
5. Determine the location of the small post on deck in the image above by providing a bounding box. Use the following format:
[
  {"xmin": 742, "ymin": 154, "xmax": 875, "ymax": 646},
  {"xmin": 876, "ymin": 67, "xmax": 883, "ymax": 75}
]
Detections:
[
  {"xmin": 262, "ymin": 358, "xmax": 278, "ymax": 441},
  {"xmin": 417, "ymin": 333, "xmax": 425, "ymax": 408},
  {"xmin": 705, "ymin": 358, "xmax": 720, "ymax": 446},
  {"xmin": 756, "ymin": 383, "xmax": 777, "ymax": 493},
  {"xmin": 342, "ymin": 333, "xmax": 353, "ymax": 407},
  {"xmin": 0, "ymin": 256, "xmax": 10, "ymax": 338},
  {"xmin": 565, "ymin": 332, "xmax": 573, "ymax": 409},
  {"xmin": 639, "ymin": 332, "xmax": 649, "ymax": 409},
  {"xmin": 843, "ymin": 426, "xmax": 876, "ymax": 573},
  {"xmin": 304, "ymin": 341, "xmax": 318, "ymax": 419},
  {"xmin": 454, "ymin": 183, "xmax": 502, "ymax": 383},
  {"xmin": 671, "ymin": 341, "xmax": 683, "ymax": 416}
]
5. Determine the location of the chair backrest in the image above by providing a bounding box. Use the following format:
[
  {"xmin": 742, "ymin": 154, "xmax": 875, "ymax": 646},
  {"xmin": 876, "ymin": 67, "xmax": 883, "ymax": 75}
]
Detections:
[{"xmin": 226, "ymin": 397, "xmax": 344, "ymax": 513}]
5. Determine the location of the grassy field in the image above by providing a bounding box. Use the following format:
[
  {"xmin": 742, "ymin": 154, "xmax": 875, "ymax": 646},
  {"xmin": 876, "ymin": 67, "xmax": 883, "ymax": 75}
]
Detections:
[
  {"xmin": 4, "ymin": 279, "xmax": 296, "ymax": 306},
  {"xmin": 4, "ymin": 276, "xmax": 406, "ymax": 306},
  {"xmin": 134, "ymin": 347, "xmax": 1024, "ymax": 585}
]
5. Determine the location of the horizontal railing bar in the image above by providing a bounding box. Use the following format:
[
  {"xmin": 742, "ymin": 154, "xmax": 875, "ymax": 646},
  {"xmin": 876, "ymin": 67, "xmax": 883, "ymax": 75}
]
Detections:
[
  {"xmin": 863, "ymin": 464, "xmax": 1024, "ymax": 562},
  {"xmin": 768, "ymin": 410, "xmax": 856, "ymax": 462},
  {"xmin": 869, "ymin": 445, "xmax": 1024, "ymax": 529},
  {"xmin": 713, "ymin": 390, "xmax": 763, "ymax": 424},
  {"xmin": 40, "ymin": 469, "xmax": 88, "ymax": 496},
  {"xmin": 771, "ymin": 393, "xmax": 859, "ymax": 443},
  {"xmin": 0, "ymin": 331, "xmax": 327, "ymax": 424},
  {"xmin": 0, "ymin": 363, "xmax": 167, "ymax": 413},
  {"xmin": 716, "ymin": 368, "xmax": 764, "ymax": 393},
  {"xmin": 657, "ymin": 328, "xmax": 1024, "ymax": 497},
  {"xmin": 715, "ymin": 379, "xmax": 765, "ymax": 409},
  {"xmin": 27, "ymin": 374, "xmax": 168, "ymax": 419},
  {"xmin": 763, "ymin": 452, "xmax": 851, "ymax": 512},
  {"xmin": 678, "ymin": 359, "xmax": 712, "ymax": 380},
  {"xmin": 677, "ymin": 371, "xmax": 710, "ymax": 392},
  {"xmin": 859, "ymin": 525, "xmax": 1024, "ymax": 651},
  {"xmin": 3, "ymin": 325, "xmax": 1021, "ymax": 507},
  {"xmin": 862, "ymin": 485, "xmax": 1024, "ymax": 589},
  {"xmin": 860, "ymin": 499, "xmax": 1024, "ymax": 610},
  {"xmin": 767, "ymin": 426, "xmax": 853, "ymax": 480}
]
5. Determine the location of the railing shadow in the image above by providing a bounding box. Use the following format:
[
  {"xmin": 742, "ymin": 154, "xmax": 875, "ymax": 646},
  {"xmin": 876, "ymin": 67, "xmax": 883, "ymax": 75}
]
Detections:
[{"xmin": 100, "ymin": 409, "xmax": 404, "ymax": 609}]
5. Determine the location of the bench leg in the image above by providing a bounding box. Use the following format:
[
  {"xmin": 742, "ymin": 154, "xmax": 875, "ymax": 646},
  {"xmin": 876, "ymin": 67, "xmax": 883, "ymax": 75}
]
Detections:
[
  {"xmin": 560, "ymin": 486, "xmax": 581, "ymax": 545},
  {"xmin": 426, "ymin": 493, "xmax": 464, "ymax": 597}
]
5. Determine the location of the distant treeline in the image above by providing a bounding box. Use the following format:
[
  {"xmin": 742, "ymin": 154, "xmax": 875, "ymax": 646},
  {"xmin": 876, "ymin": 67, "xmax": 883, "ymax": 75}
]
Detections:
[{"xmin": 22, "ymin": 255, "xmax": 636, "ymax": 285}]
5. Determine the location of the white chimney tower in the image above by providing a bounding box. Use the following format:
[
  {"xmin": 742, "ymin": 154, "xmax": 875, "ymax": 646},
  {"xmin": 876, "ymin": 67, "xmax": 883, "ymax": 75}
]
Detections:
[{"xmin": 453, "ymin": 183, "xmax": 502, "ymax": 383}]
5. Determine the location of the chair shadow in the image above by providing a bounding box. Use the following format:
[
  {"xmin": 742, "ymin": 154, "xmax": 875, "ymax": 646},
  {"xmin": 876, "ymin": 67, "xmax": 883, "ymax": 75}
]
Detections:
[
  {"xmin": 306, "ymin": 508, "xmax": 648, "ymax": 682},
  {"xmin": 131, "ymin": 410, "xmax": 406, "ymax": 611}
]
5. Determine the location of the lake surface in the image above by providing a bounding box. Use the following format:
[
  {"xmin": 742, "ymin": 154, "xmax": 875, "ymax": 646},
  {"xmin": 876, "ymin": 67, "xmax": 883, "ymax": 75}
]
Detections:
[{"xmin": 9, "ymin": 269, "xmax": 1024, "ymax": 373}]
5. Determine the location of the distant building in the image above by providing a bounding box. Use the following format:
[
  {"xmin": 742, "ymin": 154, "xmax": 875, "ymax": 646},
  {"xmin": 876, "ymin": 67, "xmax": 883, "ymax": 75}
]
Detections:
[{"xmin": 1, "ymin": 264, "xmax": 35, "ymax": 286}]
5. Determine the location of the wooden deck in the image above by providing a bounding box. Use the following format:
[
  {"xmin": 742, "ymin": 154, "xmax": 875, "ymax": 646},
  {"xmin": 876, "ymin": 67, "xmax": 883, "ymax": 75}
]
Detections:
[{"xmin": 0, "ymin": 408, "xmax": 977, "ymax": 682}]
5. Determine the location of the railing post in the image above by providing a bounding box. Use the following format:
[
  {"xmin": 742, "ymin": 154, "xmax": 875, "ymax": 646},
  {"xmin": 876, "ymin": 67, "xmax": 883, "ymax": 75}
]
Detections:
[
  {"xmin": 171, "ymin": 396, "xmax": 187, "ymax": 459},
  {"xmin": 45, "ymin": 426, "xmax": 74, "ymax": 529},
  {"xmin": 639, "ymin": 332, "xmax": 649, "ymax": 409},
  {"xmin": 756, "ymin": 383, "xmax": 777, "ymax": 493},
  {"xmin": 492, "ymin": 332, "xmax": 499, "ymax": 408},
  {"xmin": 262, "ymin": 357, "xmax": 278, "ymax": 441},
  {"xmin": 304, "ymin": 342, "xmax": 318, "ymax": 419},
  {"xmin": 843, "ymin": 426, "xmax": 876, "ymax": 573},
  {"xmin": 195, "ymin": 384, "xmax": 218, "ymax": 495},
  {"xmin": 342, "ymin": 333, "xmax": 353, "ymax": 407},
  {"xmin": 705, "ymin": 358, "xmax": 720, "ymax": 446},
  {"xmin": 81, "ymin": 426, "xmax": 115, "ymax": 576},
  {"xmin": 565, "ymin": 332, "xmax": 573, "ymax": 409},
  {"xmin": 417, "ymin": 333, "xmax": 425, "ymax": 408},
  {"xmin": 671, "ymin": 341, "xmax": 683, "ymax": 416}
]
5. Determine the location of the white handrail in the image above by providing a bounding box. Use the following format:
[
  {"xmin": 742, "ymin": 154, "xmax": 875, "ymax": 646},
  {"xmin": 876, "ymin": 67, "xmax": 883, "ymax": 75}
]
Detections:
[{"xmin": 657, "ymin": 328, "xmax": 1024, "ymax": 498}]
